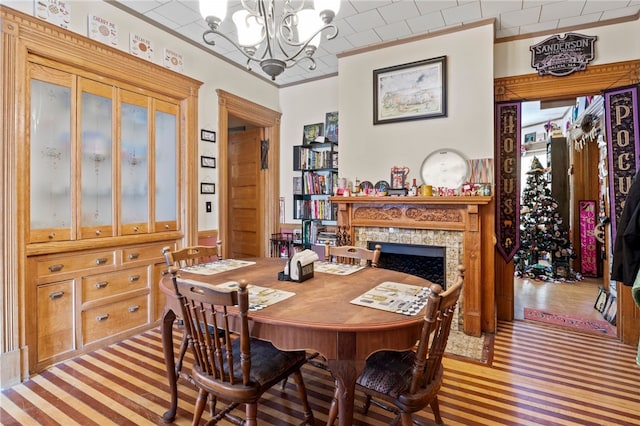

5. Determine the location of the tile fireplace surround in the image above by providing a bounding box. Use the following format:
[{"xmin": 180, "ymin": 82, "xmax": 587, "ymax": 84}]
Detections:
[{"xmin": 330, "ymin": 196, "xmax": 494, "ymax": 337}]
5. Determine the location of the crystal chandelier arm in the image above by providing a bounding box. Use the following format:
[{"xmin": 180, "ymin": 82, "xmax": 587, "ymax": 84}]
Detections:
[{"xmin": 275, "ymin": 23, "xmax": 338, "ymax": 63}]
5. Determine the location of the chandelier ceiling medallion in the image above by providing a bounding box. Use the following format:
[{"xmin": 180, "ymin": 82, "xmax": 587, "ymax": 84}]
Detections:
[{"xmin": 199, "ymin": 0, "xmax": 341, "ymax": 80}]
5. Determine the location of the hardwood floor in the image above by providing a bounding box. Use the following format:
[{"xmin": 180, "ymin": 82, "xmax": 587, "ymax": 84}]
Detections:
[
  {"xmin": 514, "ymin": 275, "xmax": 612, "ymax": 323},
  {"xmin": 2, "ymin": 320, "xmax": 638, "ymax": 425}
]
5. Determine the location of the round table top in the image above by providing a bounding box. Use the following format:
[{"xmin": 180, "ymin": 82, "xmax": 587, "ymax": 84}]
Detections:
[{"xmin": 161, "ymin": 257, "xmax": 434, "ymax": 333}]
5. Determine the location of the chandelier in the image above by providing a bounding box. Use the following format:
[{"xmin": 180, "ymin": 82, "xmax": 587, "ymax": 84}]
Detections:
[{"xmin": 199, "ymin": 0, "xmax": 340, "ymax": 80}]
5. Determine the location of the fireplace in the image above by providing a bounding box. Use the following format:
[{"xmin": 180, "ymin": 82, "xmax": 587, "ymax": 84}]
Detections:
[
  {"xmin": 329, "ymin": 196, "xmax": 494, "ymax": 337},
  {"xmin": 368, "ymin": 241, "xmax": 446, "ymax": 287}
]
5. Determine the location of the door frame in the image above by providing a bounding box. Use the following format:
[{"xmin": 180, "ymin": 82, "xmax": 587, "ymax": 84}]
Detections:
[
  {"xmin": 494, "ymin": 59, "xmax": 640, "ymax": 345},
  {"xmin": 216, "ymin": 90, "xmax": 282, "ymax": 258}
]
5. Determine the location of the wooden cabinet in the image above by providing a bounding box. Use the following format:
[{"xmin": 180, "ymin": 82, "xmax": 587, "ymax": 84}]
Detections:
[
  {"xmin": 29, "ymin": 242, "xmax": 172, "ymax": 370},
  {"xmin": 0, "ymin": 7, "xmax": 202, "ymax": 378}
]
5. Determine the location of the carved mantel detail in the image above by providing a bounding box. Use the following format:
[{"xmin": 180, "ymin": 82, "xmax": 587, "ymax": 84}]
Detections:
[{"xmin": 330, "ymin": 196, "xmax": 492, "ymax": 337}]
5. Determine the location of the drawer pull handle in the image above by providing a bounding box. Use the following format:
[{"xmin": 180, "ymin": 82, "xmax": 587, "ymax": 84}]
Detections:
[
  {"xmin": 48, "ymin": 264, "xmax": 64, "ymax": 272},
  {"xmin": 95, "ymin": 258, "xmax": 108, "ymax": 265},
  {"xmin": 129, "ymin": 305, "xmax": 140, "ymax": 313},
  {"xmin": 49, "ymin": 291, "xmax": 64, "ymax": 300},
  {"xmin": 48, "ymin": 232, "xmax": 56, "ymax": 239},
  {"xmin": 95, "ymin": 281, "xmax": 108, "ymax": 289},
  {"xmin": 128, "ymin": 253, "xmax": 140, "ymax": 260},
  {"xmin": 95, "ymin": 230, "xmax": 101, "ymax": 236},
  {"xmin": 96, "ymin": 314, "xmax": 109, "ymax": 322},
  {"xmin": 164, "ymin": 224, "xmax": 169, "ymax": 229},
  {"xmin": 129, "ymin": 275, "xmax": 140, "ymax": 282},
  {"xmin": 133, "ymin": 226, "xmax": 139, "ymax": 232}
]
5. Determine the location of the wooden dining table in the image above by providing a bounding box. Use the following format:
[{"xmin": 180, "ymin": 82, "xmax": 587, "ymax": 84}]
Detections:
[{"xmin": 159, "ymin": 257, "xmax": 432, "ymax": 425}]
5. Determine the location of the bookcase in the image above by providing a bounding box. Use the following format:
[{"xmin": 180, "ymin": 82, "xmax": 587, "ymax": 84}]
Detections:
[{"xmin": 293, "ymin": 142, "xmax": 338, "ymax": 248}]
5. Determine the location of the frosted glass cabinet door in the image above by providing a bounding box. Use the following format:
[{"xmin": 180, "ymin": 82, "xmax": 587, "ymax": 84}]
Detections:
[
  {"xmin": 154, "ymin": 101, "xmax": 178, "ymax": 232},
  {"xmin": 120, "ymin": 91, "xmax": 149, "ymax": 235},
  {"xmin": 29, "ymin": 71, "xmax": 73, "ymax": 243},
  {"xmin": 79, "ymin": 79, "xmax": 114, "ymax": 239}
]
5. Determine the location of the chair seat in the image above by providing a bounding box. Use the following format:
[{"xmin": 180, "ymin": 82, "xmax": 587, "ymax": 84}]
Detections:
[
  {"xmin": 194, "ymin": 338, "xmax": 308, "ymax": 397},
  {"xmin": 356, "ymin": 350, "xmax": 417, "ymax": 397}
]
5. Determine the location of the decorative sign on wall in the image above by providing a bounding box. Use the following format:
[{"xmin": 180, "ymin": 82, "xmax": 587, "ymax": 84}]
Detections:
[
  {"xmin": 34, "ymin": 0, "xmax": 70, "ymax": 28},
  {"xmin": 88, "ymin": 14, "xmax": 118, "ymax": 46},
  {"xmin": 579, "ymin": 200, "xmax": 598, "ymax": 277},
  {"xmin": 530, "ymin": 33, "xmax": 596, "ymax": 77},
  {"xmin": 605, "ymin": 85, "xmax": 640, "ymax": 240},
  {"xmin": 163, "ymin": 48, "xmax": 184, "ymax": 73},
  {"xmin": 129, "ymin": 33, "xmax": 154, "ymax": 61},
  {"xmin": 495, "ymin": 102, "xmax": 521, "ymax": 262}
]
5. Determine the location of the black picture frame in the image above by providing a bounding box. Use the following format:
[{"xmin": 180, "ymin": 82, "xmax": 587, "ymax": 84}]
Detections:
[
  {"xmin": 200, "ymin": 129, "xmax": 216, "ymax": 142},
  {"xmin": 373, "ymin": 56, "xmax": 447, "ymax": 125},
  {"xmin": 200, "ymin": 182, "xmax": 215, "ymax": 194},
  {"xmin": 302, "ymin": 123, "xmax": 324, "ymax": 144},
  {"xmin": 200, "ymin": 156, "xmax": 216, "ymax": 168}
]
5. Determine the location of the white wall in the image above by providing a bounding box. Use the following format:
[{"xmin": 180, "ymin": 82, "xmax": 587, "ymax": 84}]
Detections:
[
  {"xmin": 494, "ymin": 18, "xmax": 640, "ymax": 78},
  {"xmin": 279, "ymin": 77, "xmax": 339, "ymax": 224},
  {"xmin": 338, "ymin": 23, "xmax": 495, "ymax": 188},
  {"xmin": 3, "ymin": 0, "xmax": 280, "ymax": 231}
]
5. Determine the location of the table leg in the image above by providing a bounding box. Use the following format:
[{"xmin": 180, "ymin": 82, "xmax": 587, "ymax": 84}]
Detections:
[
  {"xmin": 327, "ymin": 360, "xmax": 359, "ymax": 426},
  {"xmin": 161, "ymin": 308, "xmax": 178, "ymax": 423}
]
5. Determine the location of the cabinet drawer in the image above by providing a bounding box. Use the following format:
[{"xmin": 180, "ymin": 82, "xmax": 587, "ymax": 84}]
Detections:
[
  {"xmin": 122, "ymin": 244, "xmax": 167, "ymax": 264},
  {"xmin": 37, "ymin": 281, "xmax": 75, "ymax": 362},
  {"xmin": 82, "ymin": 294, "xmax": 149, "ymax": 344},
  {"xmin": 36, "ymin": 251, "xmax": 115, "ymax": 277},
  {"xmin": 82, "ymin": 266, "xmax": 148, "ymax": 303}
]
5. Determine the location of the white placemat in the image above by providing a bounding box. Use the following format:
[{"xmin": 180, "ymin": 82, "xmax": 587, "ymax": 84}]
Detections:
[
  {"xmin": 215, "ymin": 282, "xmax": 295, "ymax": 311},
  {"xmin": 180, "ymin": 259, "xmax": 255, "ymax": 275},
  {"xmin": 314, "ymin": 261, "xmax": 365, "ymax": 275},
  {"xmin": 350, "ymin": 281, "xmax": 431, "ymax": 316}
]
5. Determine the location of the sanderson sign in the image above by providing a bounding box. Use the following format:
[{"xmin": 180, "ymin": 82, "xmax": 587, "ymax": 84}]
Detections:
[{"xmin": 530, "ymin": 33, "xmax": 597, "ymax": 77}]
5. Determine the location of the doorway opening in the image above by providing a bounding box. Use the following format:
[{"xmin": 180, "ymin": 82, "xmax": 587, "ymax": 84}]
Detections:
[{"xmin": 516, "ymin": 96, "xmax": 615, "ymax": 335}]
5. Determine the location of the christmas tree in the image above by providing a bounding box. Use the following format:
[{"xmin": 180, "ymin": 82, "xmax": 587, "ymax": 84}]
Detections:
[{"xmin": 515, "ymin": 156, "xmax": 578, "ymax": 281}]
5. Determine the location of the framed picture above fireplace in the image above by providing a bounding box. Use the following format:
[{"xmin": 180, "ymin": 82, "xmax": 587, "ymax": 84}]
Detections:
[{"xmin": 374, "ymin": 56, "xmax": 447, "ymax": 124}]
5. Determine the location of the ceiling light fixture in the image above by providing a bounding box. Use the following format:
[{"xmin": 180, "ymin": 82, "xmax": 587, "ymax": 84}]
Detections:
[{"xmin": 199, "ymin": 0, "xmax": 340, "ymax": 80}]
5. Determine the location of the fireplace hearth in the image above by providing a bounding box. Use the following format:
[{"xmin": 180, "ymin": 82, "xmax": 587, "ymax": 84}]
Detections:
[{"xmin": 368, "ymin": 241, "xmax": 446, "ymax": 287}]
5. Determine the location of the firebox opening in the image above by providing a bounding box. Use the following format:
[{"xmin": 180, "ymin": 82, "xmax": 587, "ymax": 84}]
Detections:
[{"xmin": 367, "ymin": 241, "xmax": 446, "ymax": 288}]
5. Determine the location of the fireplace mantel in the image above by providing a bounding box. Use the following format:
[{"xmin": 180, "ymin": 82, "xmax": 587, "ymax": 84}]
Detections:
[{"xmin": 330, "ymin": 196, "xmax": 495, "ymax": 337}]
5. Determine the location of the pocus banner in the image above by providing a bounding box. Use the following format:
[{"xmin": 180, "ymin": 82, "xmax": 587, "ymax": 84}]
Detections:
[
  {"xmin": 495, "ymin": 102, "xmax": 521, "ymax": 261},
  {"xmin": 605, "ymin": 85, "xmax": 640, "ymax": 240}
]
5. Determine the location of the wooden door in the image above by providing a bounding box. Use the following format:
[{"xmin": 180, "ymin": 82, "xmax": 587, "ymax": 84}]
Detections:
[{"xmin": 228, "ymin": 128, "xmax": 263, "ymax": 258}]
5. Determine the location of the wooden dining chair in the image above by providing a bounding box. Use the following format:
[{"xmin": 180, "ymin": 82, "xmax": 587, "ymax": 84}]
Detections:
[
  {"xmin": 324, "ymin": 241, "xmax": 381, "ymax": 267},
  {"xmin": 161, "ymin": 244, "xmax": 222, "ymax": 387},
  {"xmin": 173, "ymin": 274, "xmax": 315, "ymax": 425},
  {"xmin": 163, "ymin": 242, "xmax": 223, "ymax": 268},
  {"xmin": 327, "ymin": 267, "xmax": 465, "ymax": 426}
]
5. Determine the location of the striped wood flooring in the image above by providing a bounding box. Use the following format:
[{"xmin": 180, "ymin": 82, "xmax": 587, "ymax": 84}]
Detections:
[{"xmin": 2, "ymin": 320, "xmax": 639, "ymax": 425}]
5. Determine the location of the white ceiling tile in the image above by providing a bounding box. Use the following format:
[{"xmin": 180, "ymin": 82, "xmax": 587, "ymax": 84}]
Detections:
[
  {"xmin": 500, "ymin": 7, "xmax": 543, "ymax": 29},
  {"xmin": 405, "ymin": 12, "xmax": 447, "ymax": 33},
  {"xmin": 414, "ymin": 0, "xmax": 459, "ymax": 15},
  {"xmin": 559, "ymin": 12, "xmax": 605, "ymax": 28},
  {"xmin": 152, "ymin": 1, "xmax": 202, "ymax": 26},
  {"xmin": 518, "ymin": 20, "xmax": 560, "ymax": 35},
  {"xmin": 111, "ymin": 0, "xmax": 640, "ymax": 86},
  {"xmin": 377, "ymin": 1, "xmax": 420, "ymax": 23},
  {"xmin": 118, "ymin": 1, "xmax": 166, "ymax": 14},
  {"xmin": 441, "ymin": 1, "xmax": 482, "ymax": 25},
  {"xmin": 349, "ymin": 1, "xmax": 394, "ymax": 14},
  {"xmin": 495, "ymin": 26, "xmax": 520, "ymax": 38},
  {"xmin": 344, "ymin": 8, "xmax": 386, "ymax": 31},
  {"xmin": 374, "ymin": 20, "xmax": 412, "ymax": 40},
  {"xmin": 601, "ymin": 5, "xmax": 640, "ymax": 19},
  {"xmin": 345, "ymin": 29, "xmax": 383, "ymax": 47},
  {"xmin": 480, "ymin": 1, "xmax": 523, "ymax": 17},
  {"xmin": 583, "ymin": 1, "xmax": 631, "ymax": 14},
  {"xmin": 539, "ymin": 1, "xmax": 586, "ymax": 21}
]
